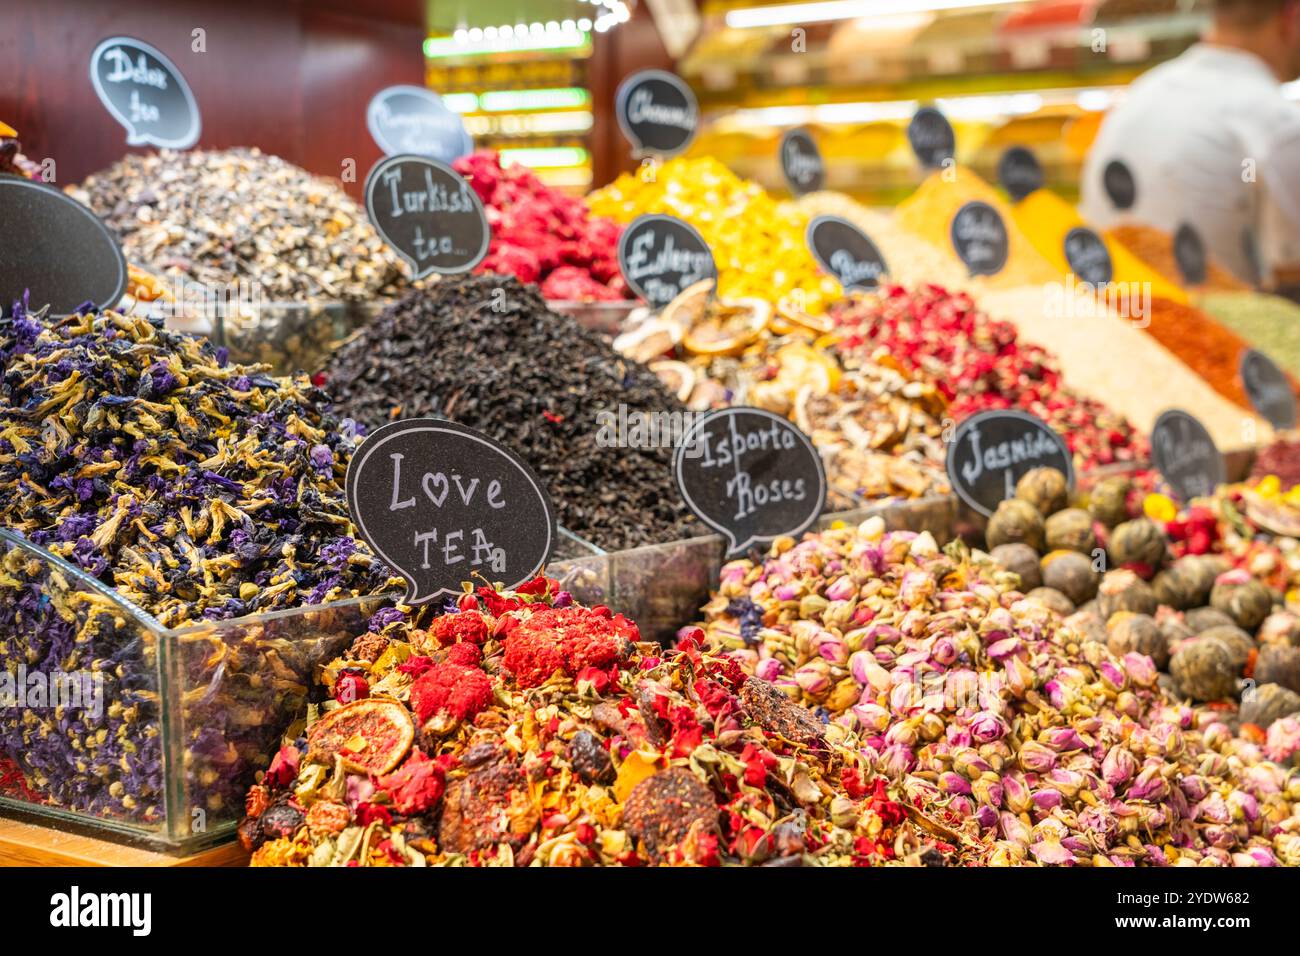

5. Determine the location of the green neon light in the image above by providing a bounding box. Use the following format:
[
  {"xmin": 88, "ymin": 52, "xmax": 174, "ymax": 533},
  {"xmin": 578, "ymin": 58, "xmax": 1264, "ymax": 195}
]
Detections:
[
  {"xmin": 479, "ymin": 87, "xmax": 590, "ymax": 112},
  {"xmin": 423, "ymin": 32, "xmax": 590, "ymax": 58},
  {"xmin": 498, "ymin": 147, "xmax": 591, "ymax": 168}
]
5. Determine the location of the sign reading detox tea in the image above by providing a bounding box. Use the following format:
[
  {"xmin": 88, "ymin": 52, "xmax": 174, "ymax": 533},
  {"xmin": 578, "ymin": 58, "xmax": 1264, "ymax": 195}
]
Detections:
[
  {"xmin": 1240, "ymin": 349, "xmax": 1297, "ymax": 430},
  {"xmin": 1103, "ymin": 159, "xmax": 1137, "ymax": 211},
  {"xmin": 780, "ymin": 128, "xmax": 825, "ymax": 195},
  {"xmin": 997, "ymin": 146, "xmax": 1044, "ymax": 202},
  {"xmin": 365, "ymin": 155, "xmax": 489, "ymax": 279},
  {"xmin": 1151, "ymin": 408, "xmax": 1225, "ymax": 502},
  {"xmin": 951, "ymin": 201, "xmax": 1009, "ymax": 277},
  {"xmin": 618, "ymin": 214, "xmax": 716, "ymax": 309},
  {"xmin": 367, "ymin": 85, "xmax": 472, "ymax": 163},
  {"xmin": 946, "ymin": 410, "xmax": 1074, "ymax": 517},
  {"xmin": 907, "ymin": 107, "xmax": 955, "ymax": 169},
  {"xmin": 89, "ymin": 37, "xmax": 201, "ymax": 149},
  {"xmin": 1063, "ymin": 227, "xmax": 1114, "ymax": 285},
  {"xmin": 675, "ymin": 407, "xmax": 826, "ymax": 556},
  {"xmin": 616, "ymin": 70, "xmax": 698, "ymax": 158},
  {"xmin": 806, "ymin": 215, "xmax": 889, "ymax": 291},
  {"xmin": 1173, "ymin": 223, "xmax": 1208, "ymax": 285},
  {"xmin": 0, "ymin": 176, "xmax": 127, "ymax": 316},
  {"xmin": 345, "ymin": 418, "xmax": 556, "ymax": 606}
]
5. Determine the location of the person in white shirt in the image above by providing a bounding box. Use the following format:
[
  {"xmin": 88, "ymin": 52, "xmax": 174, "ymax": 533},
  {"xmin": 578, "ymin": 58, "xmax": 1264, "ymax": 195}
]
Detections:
[{"xmin": 1080, "ymin": 0, "xmax": 1300, "ymax": 290}]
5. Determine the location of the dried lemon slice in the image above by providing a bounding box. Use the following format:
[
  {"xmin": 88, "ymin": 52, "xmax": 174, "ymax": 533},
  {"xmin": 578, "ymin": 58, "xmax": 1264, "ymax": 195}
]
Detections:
[
  {"xmin": 306, "ymin": 698, "xmax": 414, "ymax": 775},
  {"xmin": 682, "ymin": 297, "xmax": 772, "ymax": 357}
]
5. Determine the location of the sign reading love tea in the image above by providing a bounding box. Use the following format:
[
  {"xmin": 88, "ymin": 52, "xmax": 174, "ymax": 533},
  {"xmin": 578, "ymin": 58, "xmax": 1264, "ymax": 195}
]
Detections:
[
  {"xmin": 1151, "ymin": 408, "xmax": 1225, "ymax": 502},
  {"xmin": 946, "ymin": 410, "xmax": 1073, "ymax": 517},
  {"xmin": 0, "ymin": 175, "xmax": 128, "ymax": 316},
  {"xmin": 1240, "ymin": 349, "xmax": 1297, "ymax": 430},
  {"xmin": 780, "ymin": 128, "xmax": 825, "ymax": 195},
  {"xmin": 1102, "ymin": 159, "xmax": 1137, "ymax": 211},
  {"xmin": 367, "ymin": 85, "xmax": 472, "ymax": 163},
  {"xmin": 616, "ymin": 70, "xmax": 698, "ymax": 158},
  {"xmin": 907, "ymin": 106, "xmax": 955, "ymax": 169},
  {"xmin": 675, "ymin": 407, "xmax": 826, "ymax": 557},
  {"xmin": 89, "ymin": 37, "xmax": 200, "ymax": 149},
  {"xmin": 345, "ymin": 418, "xmax": 556, "ymax": 605},
  {"xmin": 1063, "ymin": 226, "xmax": 1114, "ymax": 285},
  {"xmin": 364, "ymin": 155, "xmax": 489, "ymax": 279},
  {"xmin": 950, "ymin": 201, "xmax": 1009, "ymax": 277},
  {"xmin": 618, "ymin": 214, "xmax": 716, "ymax": 309},
  {"xmin": 806, "ymin": 215, "xmax": 889, "ymax": 291},
  {"xmin": 1173, "ymin": 223, "xmax": 1208, "ymax": 285},
  {"xmin": 997, "ymin": 146, "xmax": 1044, "ymax": 202}
]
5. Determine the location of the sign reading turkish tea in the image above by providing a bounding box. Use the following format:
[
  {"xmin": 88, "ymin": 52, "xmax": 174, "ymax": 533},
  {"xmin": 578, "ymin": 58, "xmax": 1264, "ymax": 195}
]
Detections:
[
  {"xmin": 907, "ymin": 106, "xmax": 955, "ymax": 169},
  {"xmin": 89, "ymin": 36, "xmax": 200, "ymax": 149},
  {"xmin": 675, "ymin": 407, "xmax": 827, "ymax": 557},
  {"xmin": 364, "ymin": 155, "xmax": 489, "ymax": 279},
  {"xmin": 950, "ymin": 201, "xmax": 1009, "ymax": 277},
  {"xmin": 0, "ymin": 175, "xmax": 127, "ymax": 316},
  {"xmin": 946, "ymin": 410, "xmax": 1074, "ymax": 517},
  {"xmin": 618, "ymin": 214, "xmax": 716, "ymax": 309},
  {"xmin": 346, "ymin": 418, "xmax": 556, "ymax": 606},
  {"xmin": 1173, "ymin": 223, "xmax": 1208, "ymax": 286},
  {"xmin": 1240, "ymin": 349, "xmax": 1298, "ymax": 430},
  {"xmin": 1151, "ymin": 408, "xmax": 1225, "ymax": 502},
  {"xmin": 1102, "ymin": 159, "xmax": 1137, "ymax": 211},
  {"xmin": 1063, "ymin": 226, "xmax": 1114, "ymax": 285},
  {"xmin": 997, "ymin": 146, "xmax": 1044, "ymax": 202},
  {"xmin": 806, "ymin": 215, "xmax": 889, "ymax": 291},
  {"xmin": 367, "ymin": 85, "xmax": 472, "ymax": 164},
  {"xmin": 616, "ymin": 70, "xmax": 698, "ymax": 158},
  {"xmin": 780, "ymin": 128, "xmax": 825, "ymax": 195}
]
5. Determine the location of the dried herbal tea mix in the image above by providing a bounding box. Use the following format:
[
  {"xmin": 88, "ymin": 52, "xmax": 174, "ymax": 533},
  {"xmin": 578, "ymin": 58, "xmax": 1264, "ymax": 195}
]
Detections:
[{"xmin": 322, "ymin": 274, "xmax": 700, "ymax": 551}]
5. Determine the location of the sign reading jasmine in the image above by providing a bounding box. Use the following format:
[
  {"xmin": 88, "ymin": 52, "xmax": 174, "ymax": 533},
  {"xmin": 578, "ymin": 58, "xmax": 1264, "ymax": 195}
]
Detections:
[{"xmin": 616, "ymin": 70, "xmax": 698, "ymax": 158}]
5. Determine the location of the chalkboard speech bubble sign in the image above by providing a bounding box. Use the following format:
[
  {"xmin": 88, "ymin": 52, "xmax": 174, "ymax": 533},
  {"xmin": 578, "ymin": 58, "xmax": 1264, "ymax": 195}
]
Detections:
[
  {"xmin": 1151, "ymin": 409, "xmax": 1225, "ymax": 502},
  {"xmin": 616, "ymin": 70, "xmax": 698, "ymax": 158},
  {"xmin": 946, "ymin": 410, "xmax": 1074, "ymax": 517},
  {"xmin": 998, "ymin": 146, "xmax": 1044, "ymax": 202},
  {"xmin": 1102, "ymin": 159, "xmax": 1137, "ymax": 211},
  {"xmin": 806, "ymin": 215, "xmax": 889, "ymax": 291},
  {"xmin": 907, "ymin": 106, "xmax": 955, "ymax": 169},
  {"xmin": 618, "ymin": 214, "xmax": 716, "ymax": 309},
  {"xmin": 1240, "ymin": 349, "xmax": 1298, "ymax": 430},
  {"xmin": 0, "ymin": 175, "xmax": 127, "ymax": 316},
  {"xmin": 675, "ymin": 407, "xmax": 827, "ymax": 557},
  {"xmin": 367, "ymin": 85, "xmax": 472, "ymax": 164},
  {"xmin": 1173, "ymin": 223, "xmax": 1208, "ymax": 286},
  {"xmin": 345, "ymin": 418, "xmax": 556, "ymax": 606},
  {"xmin": 780, "ymin": 128, "xmax": 825, "ymax": 195},
  {"xmin": 950, "ymin": 201, "xmax": 1009, "ymax": 277},
  {"xmin": 89, "ymin": 37, "xmax": 201, "ymax": 149},
  {"xmin": 364, "ymin": 155, "xmax": 489, "ymax": 279},
  {"xmin": 1063, "ymin": 226, "xmax": 1114, "ymax": 285}
]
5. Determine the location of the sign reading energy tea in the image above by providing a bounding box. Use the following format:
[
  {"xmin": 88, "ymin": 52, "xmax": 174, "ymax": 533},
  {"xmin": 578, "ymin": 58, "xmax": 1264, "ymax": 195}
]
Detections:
[
  {"xmin": 364, "ymin": 155, "xmax": 489, "ymax": 278},
  {"xmin": 89, "ymin": 36, "xmax": 200, "ymax": 149},
  {"xmin": 1240, "ymin": 349, "xmax": 1297, "ymax": 430},
  {"xmin": 946, "ymin": 410, "xmax": 1074, "ymax": 516},
  {"xmin": 367, "ymin": 85, "xmax": 472, "ymax": 163},
  {"xmin": 907, "ymin": 106, "xmax": 955, "ymax": 169},
  {"xmin": 1151, "ymin": 408, "xmax": 1225, "ymax": 501},
  {"xmin": 0, "ymin": 176, "xmax": 127, "ymax": 315},
  {"xmin": 806, "ymin": 215, "xmax": 889, "ymax": 291},
  {"xmin": 616, "ymin": 70, "xmax": 698, "ymax": 158},
  {"xmin": 997, "ymin": 146, "xmax": 1044, "ymax": 202},
  {"xmin": 618, "ymin": 214, "xmax": 716, "ymax": 309},
  {"xmin": 675, "ymin": 407, "xmax": 826, "ymax": 556},
  {"xmin": 780, "ymin": 128, "xmax": 825, "ymax": 195},
  {"xmin": 1063, "ymin": 226, "xmax": 1114, "ymax": 285},
  {"xmin": 950, "ymin": 201, "xmax": 1009, "ymax": 277},
  {"xmin": 345, "ymin": 418, "xmax": 556, "ymax": 605}
]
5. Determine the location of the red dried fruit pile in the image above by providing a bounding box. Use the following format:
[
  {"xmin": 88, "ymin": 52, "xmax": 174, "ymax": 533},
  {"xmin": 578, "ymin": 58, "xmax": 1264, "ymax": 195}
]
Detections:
[
  {"xmin": 831, "ymin": 284, "xmax": 1148, "ymax": 470},
  {"xmin": 455, "ymin": 150, "xmax": 630, "ymax": 302},
  {"xmin": 501, "ymin": 605, "xmax": 637, "ymax": 688}
]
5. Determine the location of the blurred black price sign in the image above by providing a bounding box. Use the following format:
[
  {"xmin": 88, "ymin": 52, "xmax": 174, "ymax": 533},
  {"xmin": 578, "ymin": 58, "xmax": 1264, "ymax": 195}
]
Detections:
[
  {"xmin": 806, "ymin": 215, "xmax": 889, "ymax": 291},
  {"xmin": 780, "ymin": 128, "xmax": 825, "ymax": 195},
  {"xmin": 946, "ymin": 410, "xmax": 1073, "ymax": 517},
  {"xmin": 1173, "ymin": 223, "xmax": 1208, "ymax": 285},
  {"xmin": 907, "ymin": 106, "xmax": 955, "ymax": 169},
  {"xmin": 618, "ymin": 214, "xmax": 716, "ymax": 309},
  {"xmin": 89, "ymin": 36, "xmax": 200, "ymax": 149},
  {"xmin": 1151, "ymin": 409, "xmax": 1225, "ymax": 501},
  {"xmin": 998, "ymin": 146, "xmax": 1044, "ymax": 202},
  {"xmin": 1240, "ymin": 349, "xmax": 1297, "ymax": 430},
  {"xmin": 950, "ymin": 201, "xmax": 1009, "ymax": 277},
  {"xmin": 0, "ymin": 175, "xmax": 127, "ymax": 316},
  {"xmin": 366, "ymin": 85, "xmax": 472, "ymax": 163},
  {"xmin": 364, "ymin": 155, "xmax": 489, "ymax": 279},
  {"xmin": 345, "ymin": 418, "xmax": 555, "ymax": 605},
  {"xmin": 1102, "ymin": 159, "xmax": 1137, "ymax": 211},
  {"xmin": 675, "ymin": 407, "xmax": 827, "ymax": 557},
  {"xmin": 616, "ymin": 70, "xmax": 698, "ymax": 158},
  {"xmin": 1063, "ymin": 226, "xmax": 1114, "ymax": 285}
]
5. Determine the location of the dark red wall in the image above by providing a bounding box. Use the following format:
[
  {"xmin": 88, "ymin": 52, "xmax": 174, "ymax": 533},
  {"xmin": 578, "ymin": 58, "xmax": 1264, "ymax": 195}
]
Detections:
[{"xmin": 0, "ymin": 0, "xmax": 426, "ymax": 198}]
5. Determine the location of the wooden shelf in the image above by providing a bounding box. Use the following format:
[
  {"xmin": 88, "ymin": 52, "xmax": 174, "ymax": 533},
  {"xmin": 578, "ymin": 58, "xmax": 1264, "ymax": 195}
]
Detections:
[{"xmin": 0, "ymin": 817, "xmax": 248, "ymax": 867}]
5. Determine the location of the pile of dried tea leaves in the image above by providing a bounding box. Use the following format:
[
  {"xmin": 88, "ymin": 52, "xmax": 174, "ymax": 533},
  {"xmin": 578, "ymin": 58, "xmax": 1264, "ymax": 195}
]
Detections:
[{"xmin": 322, "ymin": 274, "xmax": 701, "ymax": 551}]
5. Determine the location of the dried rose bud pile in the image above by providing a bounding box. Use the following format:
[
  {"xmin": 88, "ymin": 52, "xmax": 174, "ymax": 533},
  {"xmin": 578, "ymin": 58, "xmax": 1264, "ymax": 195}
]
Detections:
[
  {"xmin": 697, "ymin": 518, "xmax": 1300, "ymax": 865},
  {"xmin": 239, "ymin": 578, "xmax": 959, "ymax": 867}
]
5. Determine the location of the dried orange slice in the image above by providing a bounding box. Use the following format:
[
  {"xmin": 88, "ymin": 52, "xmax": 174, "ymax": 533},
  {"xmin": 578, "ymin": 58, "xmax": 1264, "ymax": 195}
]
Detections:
[
  {"xmin": 682, "ymin": 297, "xmax": 771, "ymax": 357},
  {"xmin": 660, "ymin": 278, "xmax": 715, "ymax": 330},
  {"xmin": 649, "ymin": 359, "xmax": 696, "ymax": 402},
  {"xmin": 612, "ymin": 317, "xmax": 682, "ymax": 364},
  {"xmin": 306, "ymin": 698, "xmax": 414, "ymax": 775},
  {"xmin": 776, "ymin": 297, "xmax": 834, "ymax": 334}
]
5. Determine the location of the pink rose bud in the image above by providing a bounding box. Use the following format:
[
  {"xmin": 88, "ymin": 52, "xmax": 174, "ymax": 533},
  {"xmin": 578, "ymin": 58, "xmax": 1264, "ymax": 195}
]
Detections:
[
  {"xmin": 824, "ymin": 576, "xmax": 856, "ymax": 601},
  {"xmin": 817, "ymin": 634, "xmax": 848, "ymax": 665},
  {"xmin": 1031, "ymin": 788, "xmax": 1063, "ymax": 810},
  {"xmin": 1102, "ymin": 746, "xmax": 1137, "ymax": 786},
  {"xmin": 755, "ymin": 658, "xmax": 783, "ymax": 682},
  {"xmin": 878, "ymin": 743, "xmax": 916, "ymax": 777},
  {"xmin": 970, "ymin": 711, "xmax": 1009, "ymax": 744}
]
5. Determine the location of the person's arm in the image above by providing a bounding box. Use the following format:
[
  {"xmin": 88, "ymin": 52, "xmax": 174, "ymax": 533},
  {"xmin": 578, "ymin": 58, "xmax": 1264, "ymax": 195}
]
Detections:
[{"xmin": 1256, "ymin": 115, "xmax": 1300, "ymax": 293}]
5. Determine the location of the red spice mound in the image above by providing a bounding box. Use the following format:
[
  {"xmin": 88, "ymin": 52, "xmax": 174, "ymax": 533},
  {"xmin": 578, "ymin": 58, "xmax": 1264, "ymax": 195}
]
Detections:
[
  {"xmin": 375, "ymin": 751, "xmax": 446, "ymax": 816},
  {"xmin": 502, "ymin": 605, "xmax": 637, "ymax": 688},
  {"xmin": 409, "ymin": 663, "xmax": 494, "ymax": 724},
  {"xmin": 433, "ymin": 609, "xmax": 489, "ymax": 646}
]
